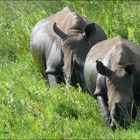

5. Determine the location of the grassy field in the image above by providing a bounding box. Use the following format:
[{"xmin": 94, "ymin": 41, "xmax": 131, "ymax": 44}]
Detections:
[{"xmin": 0, "ymin": 1, "xmax": 140, "ymax": 139}]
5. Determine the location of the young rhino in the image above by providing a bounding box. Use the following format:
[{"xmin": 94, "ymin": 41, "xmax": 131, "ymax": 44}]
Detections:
[{"xmin": 84, "ymin": 36, "xmax": 140, "ymax": 130}]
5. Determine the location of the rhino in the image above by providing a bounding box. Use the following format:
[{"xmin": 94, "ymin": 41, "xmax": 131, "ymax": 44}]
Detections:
[
  {"xmin": 84, "ymin": 36, "xmax": 140, "ymax": 130},
  {"xmin": 30, "ymin": 7, "xmax": 107, "ymax": 90}
]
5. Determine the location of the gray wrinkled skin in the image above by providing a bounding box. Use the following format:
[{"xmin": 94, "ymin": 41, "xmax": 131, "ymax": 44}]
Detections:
[
  {"xmin": 30, "ymin": 7, "xmax": 107, "ymax": 90},
  {"xmin": 84, "ymin": 36, "xmax": 140, "ymax": 129}
]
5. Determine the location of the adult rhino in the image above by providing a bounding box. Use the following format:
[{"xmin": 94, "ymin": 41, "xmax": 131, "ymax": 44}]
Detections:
[
  {"xmin": 30, "ymin": 7, "xmax": 107, "ymax": 90},
  {"xmin": 84, "ymin": 36, "xmax": 140, "ymax": 130}
]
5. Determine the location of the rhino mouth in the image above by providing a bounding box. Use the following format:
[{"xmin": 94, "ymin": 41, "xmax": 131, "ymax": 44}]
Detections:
[{"xmin": 110, "ymin": 101, "xmax": 134, "ymax": 129}]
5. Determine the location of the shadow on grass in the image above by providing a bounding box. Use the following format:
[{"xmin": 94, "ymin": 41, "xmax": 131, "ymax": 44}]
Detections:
[{"xmin": 53, "ymin": 103, "xmax": 78, "ymax": 119}]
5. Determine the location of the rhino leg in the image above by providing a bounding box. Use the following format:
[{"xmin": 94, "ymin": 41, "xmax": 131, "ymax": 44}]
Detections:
[
  {"xmin": 94, "ymin": 75, "xmax": 116, "ymax": 130},
  {"xmin": 47, "ymin": 74, "xmax": 58, "ymax": 87},
  {"xmin": 97, "ymin": 96, "xmax": 111, "ymax": 126},
  {"xmin": 44, "ymin": 42, "xmax": 64, "ymax": 87}
]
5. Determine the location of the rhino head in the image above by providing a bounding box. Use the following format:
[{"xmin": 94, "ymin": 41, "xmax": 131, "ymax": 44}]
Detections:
[
  {"xmin": 53, "ymin": 22, "xmax": 96, "ymax": 90},
  {"xmin": 96, "ymin": 60, "xmax": 136, "ymax": 129}
]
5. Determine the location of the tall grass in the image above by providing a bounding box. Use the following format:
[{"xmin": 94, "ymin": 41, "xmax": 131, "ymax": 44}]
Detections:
[{"xmin": 0, "ymin": 1, "xmax": 140, "ymax": 139}]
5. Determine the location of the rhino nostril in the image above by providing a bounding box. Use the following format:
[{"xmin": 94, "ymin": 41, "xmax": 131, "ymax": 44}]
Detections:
[
  {"xmin": 113, "ymin": 102, "xmax": 131, "ymax": 128},
  {"xmin": 114, "ymin": 102, "xmax": 124, "ymax": 120}
]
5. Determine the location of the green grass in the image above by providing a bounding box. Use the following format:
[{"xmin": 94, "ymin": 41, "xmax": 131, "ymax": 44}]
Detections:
[{"xmin": 0, "ymin": 1, "xmax": 140, "ymax": 139}]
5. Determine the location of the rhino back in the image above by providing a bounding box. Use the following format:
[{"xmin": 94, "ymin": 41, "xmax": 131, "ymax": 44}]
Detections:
[{"xmin": 30, "ymin": 7, "xmax": 92, "ymax": 75}]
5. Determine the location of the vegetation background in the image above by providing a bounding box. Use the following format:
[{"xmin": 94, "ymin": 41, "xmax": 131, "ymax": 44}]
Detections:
[{"xmin": 0, "ymin": 0, "xmax": 140, "ymax": 139}]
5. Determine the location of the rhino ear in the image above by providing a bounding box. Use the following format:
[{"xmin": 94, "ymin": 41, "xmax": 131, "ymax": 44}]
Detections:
[
  {"xmin": 84, "ymin": 23, "xmax": 96, "ymax": 39},
  {"xmin": 96, "ymin": 60, "xmax": 113, "ymax": 77},
  {"xmin": 124, "ymin": 64, "xmax": 136, "ymax": 76},
  {"xmin": 53, "ymin": 22, "xmax": 68, "ymax": 40}
]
